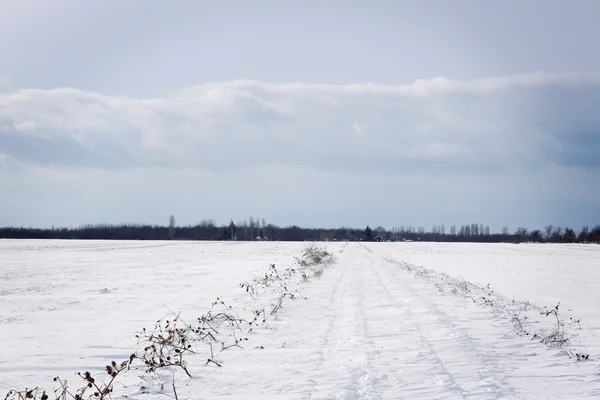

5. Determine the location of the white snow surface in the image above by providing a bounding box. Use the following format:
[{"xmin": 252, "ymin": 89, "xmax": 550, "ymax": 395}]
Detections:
[{"xmin": 1, "ymin": 239, "xmax": 600, "ymax": 399}]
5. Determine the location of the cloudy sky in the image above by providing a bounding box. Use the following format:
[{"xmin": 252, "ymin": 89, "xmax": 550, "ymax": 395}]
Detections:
[{"xmin": 1, "ymin": 0, "xmax": 599, "ymax": 232}]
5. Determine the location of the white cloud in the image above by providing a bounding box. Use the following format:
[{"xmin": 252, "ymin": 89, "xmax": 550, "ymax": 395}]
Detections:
[
  {"xmin": 12, "ymin": 120, "xmax": 36, "ymax": 132},
  {"xmin": 2, "ymin": 71, "xmax": 599, "ymax": 175}
]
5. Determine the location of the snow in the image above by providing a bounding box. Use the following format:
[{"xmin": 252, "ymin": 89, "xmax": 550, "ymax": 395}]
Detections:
[{"xmin": 1, "ymin": 239, "xmax": 600, "ymax": 399}]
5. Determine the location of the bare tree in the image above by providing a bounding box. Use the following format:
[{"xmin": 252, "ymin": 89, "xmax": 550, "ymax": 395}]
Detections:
[
  {"xmin": 563, "ymin": 227, "xmax": 576, "ymax": 243},
  {"xmin": 515, "ymin": 227, "xmax": 528, "ymax": 241},
  {"xmin": 530, "ymin": 229, "xmax": 543, "ymax": 242},
  {"xmin": 554, "ymin": 226, "xmax": 563, "ymax": 242},
  {"xmin": 578, "ymin": 226, "xmax": 590, "ymax": 243},
  {"xmin": 229, "ymin": 219, "xmax": 237, "ymax": 241},
  {"xmin": 544, "ymin": 225, "xmax": 554, "ymax": 242},
  {"xmin": 169, "ymin": 215, "xmax": 176, "ymax": 240},
  {"xmin": 199, "ymin": 219, "xmax": 215, "ymax": 228},
  {"xmin": 249, "ymin": 217, "xmax": 254, "ymax": 241}
]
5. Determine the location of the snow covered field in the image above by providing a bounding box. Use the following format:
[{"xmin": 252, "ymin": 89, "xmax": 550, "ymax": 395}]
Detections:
[{"xmin": 1, "ymin": 239, "xmax": 599, "ymax": 399}]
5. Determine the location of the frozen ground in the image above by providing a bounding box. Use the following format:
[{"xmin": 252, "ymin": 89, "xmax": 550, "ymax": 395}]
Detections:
[{"xmin": 1, "ymin": 239, "xmax": 600, "ymax": 399}]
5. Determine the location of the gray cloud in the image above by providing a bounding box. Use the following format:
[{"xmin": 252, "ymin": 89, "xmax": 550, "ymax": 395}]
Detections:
[{"xmin": 1, "ymin": 73, "xmax": 600, "ymax": 230}]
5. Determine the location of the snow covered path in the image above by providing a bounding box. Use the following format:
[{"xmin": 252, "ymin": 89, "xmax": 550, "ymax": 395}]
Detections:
[
  {"xmin": 167, "ymin": 242, "xmax": 600, "ymax": 399},
  {"xmin": 3, "ymin": 240, "xmax": 600, "ymax": 399}
]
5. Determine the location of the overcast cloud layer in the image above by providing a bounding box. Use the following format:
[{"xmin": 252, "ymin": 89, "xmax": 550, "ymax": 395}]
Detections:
[{"xmin": 1, "ymin": 1, "xmax": 599, "ymax": 231}]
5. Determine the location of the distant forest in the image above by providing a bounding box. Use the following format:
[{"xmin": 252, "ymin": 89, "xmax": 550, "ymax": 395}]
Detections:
[{"xmin": 1, "ymin": 217, "xmax": 600, "ymax": 244}]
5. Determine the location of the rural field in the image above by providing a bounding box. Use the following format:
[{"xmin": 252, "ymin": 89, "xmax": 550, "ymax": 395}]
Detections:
[{"xmin": 1, "ymin": 239, "xmax": 599, "ymax": 399}]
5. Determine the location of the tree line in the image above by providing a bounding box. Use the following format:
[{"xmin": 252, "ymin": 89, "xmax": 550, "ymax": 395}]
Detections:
[{"xmin": 1, "ymin": 218, "xmax": 599, "ymax": 243}]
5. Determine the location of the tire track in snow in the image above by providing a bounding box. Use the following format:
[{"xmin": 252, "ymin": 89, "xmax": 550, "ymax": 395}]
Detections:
[
  {"xmin": 369, "ymin": 248, "xmax": 521, "ymax": 399},
  {"xmin": 304, "ymin": 258, "xmax": 349, "ymax": 398},
  {"xmin": 380, "ymin": 259, "xmax": 519, "ymax": 398},
  {"xmin": 357, "ymin": 252, "xmax": 468, "ymax": 398},
  {"xmin": 307, "ymin": 246, "xmax": 382, "ymax": 400},
  {"xmin": 338, "ymin": 252, "xmax": 386, "ymax": 400}
]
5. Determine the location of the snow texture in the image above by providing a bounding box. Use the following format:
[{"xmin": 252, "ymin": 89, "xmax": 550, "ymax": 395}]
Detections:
[{"xmin": 1, "ymin": 240, "xmax": 600, "ymax": 399}]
